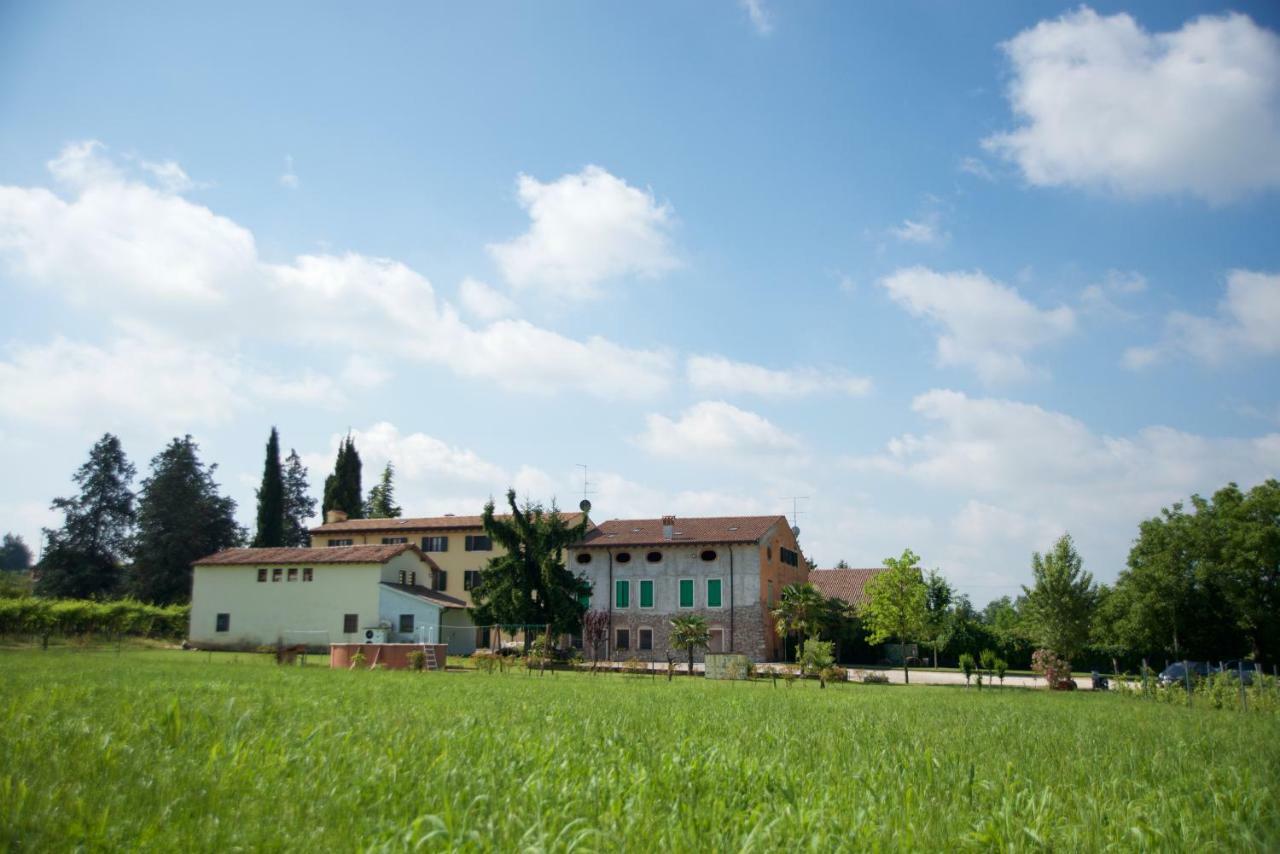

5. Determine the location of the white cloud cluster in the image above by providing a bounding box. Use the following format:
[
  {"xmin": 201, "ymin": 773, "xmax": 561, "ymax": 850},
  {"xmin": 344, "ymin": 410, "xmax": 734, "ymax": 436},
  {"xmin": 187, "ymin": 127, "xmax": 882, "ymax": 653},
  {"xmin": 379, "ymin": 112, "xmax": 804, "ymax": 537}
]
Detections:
[
  {"xmin": 740, "ymin": 0, "xmax": 772, "ymax": 36},
  {"xmin": 879, "ymin": 266, "xmax": 1075, "ymax": 383},
  {"xmin": 457, "ymin": 276, "xmax": 517, "ymax": 321},
  {"xmin": 686, "ymin": 355, "xmax": 870, "ymax": 397},
  {"xmin": 0, "ymin": 142, "xmax": 676, "ymax": 429},
  {"xmin": 1124, "ymin": 269, "xmax": 1280, "ymax": 368},
  {"xmin": 636, "ymin": 401, "xmax": 801, "ymax": 463},
  {"xmin": 486, "ymin": 165, "xmax": 679, "ymax": 300},
  {"xmin": 985, "ymin": 7, "xmax": 1280, "ymax": 203}
]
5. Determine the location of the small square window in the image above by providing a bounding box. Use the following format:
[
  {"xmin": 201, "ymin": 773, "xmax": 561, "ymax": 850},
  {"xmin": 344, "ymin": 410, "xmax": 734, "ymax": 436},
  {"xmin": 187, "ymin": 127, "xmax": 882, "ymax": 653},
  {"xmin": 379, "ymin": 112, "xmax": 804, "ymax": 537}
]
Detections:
[
  {"xmin": 615, "ymin": 628, "xmax": 630, "ymax": 651},
  {"xmin": 639, "ymin": 628, "xmax": 653, "ymax": 651},
  {"xmin": 409, "ymin": 571, "xmax": 416, "ymax": 586},
  {"xmin": 272, "ymin": 568, "xmax": 282, "ymax": 582},
  {"xmin": 257, "ymin": 568, "xmax": 267, "ymax": 583},
  {"xmin": 287, "ymin": 568, "xmax": 298, "ymax": 582},
  {"xmin": 343, "ymin": 614, "xmax": 358, "ymax": 634},
  {"xmin": 302, "ymin": 568, "xmax": 313, "ymax": 582},
  {"xmin": 215, "ymin": 613, "xmax": 230, "ymax": 632},
  {"xmin": 399, "ymin": 570, "xmax": 407, "ymax": 584},
  {"xmin": 399, "ymin": 614, "xmax": 414, "ymax": 633}
]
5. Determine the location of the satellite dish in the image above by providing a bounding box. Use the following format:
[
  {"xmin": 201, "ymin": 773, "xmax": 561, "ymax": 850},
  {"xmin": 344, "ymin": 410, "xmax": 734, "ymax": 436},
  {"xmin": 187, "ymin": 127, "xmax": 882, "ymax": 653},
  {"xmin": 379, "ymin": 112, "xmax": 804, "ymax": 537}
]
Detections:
[
  {"xmin": 579, "ymin": 499, "xmax": 592, "ymax": 513},
  {"xmin": 791, "ymin": 525, "xmax": 801, "ymax": 538}
]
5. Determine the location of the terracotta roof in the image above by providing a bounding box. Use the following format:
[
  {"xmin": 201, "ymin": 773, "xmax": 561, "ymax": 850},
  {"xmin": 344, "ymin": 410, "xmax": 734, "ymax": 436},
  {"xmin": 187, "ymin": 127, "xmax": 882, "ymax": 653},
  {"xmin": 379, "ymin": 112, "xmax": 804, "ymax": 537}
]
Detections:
[
  {"xmin": 310, "ymin": 513, "xmax": 588, "ymax": 535},
  {"xmin": 574, "ymin": 515, "xmax": 787, "ymax": 548},
  {"xmin": 193, "ymin": 544, "xmax": 439, "ymax": 567},
  {"xmin": 380, "ymin": 581, "xmax": 467, "ymax": 608},
  {"xmin": 808, "ymin": 568, "xmax": 887, "ymax": 608}
]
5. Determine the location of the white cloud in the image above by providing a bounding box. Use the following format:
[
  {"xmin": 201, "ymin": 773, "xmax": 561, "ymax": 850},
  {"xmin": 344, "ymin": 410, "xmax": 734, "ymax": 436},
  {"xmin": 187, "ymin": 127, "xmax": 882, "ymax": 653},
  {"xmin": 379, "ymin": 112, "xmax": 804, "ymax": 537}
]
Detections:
[
  {"xmin": 879, "ymin": 266, "xmax": 1075, "ymax": 383},
  {"xmin": 740, "ymin": 0, "xmax": 772, "ymax": 36},
  {"xmin": 0, "ymin": 142, "xmax": 674, "ymax": 403},
  {"xmin": 280, "ymin": 155, "xmax": 299, "ymax": 189},
  {"xmin": 457, "ymin": 276, "xmax": 517, "ymax": 321},
  {"xmin": 636, "ymin": 401, "xmax": 802, "ymax": 463},
  {"xmin": 0, "ymin": 334, "xmax": 339, "ymax": 429},
  {"xmin": 1080, "ymin": 269, "xmax": 1147, "ymax": 317},
  {"xmin": 345, "ymin": 422, "xmax": 507, "ymax": 485},
  {"xmin": 889, "ymin": 216, "xmax": 944, "ymax": 245},
  {"xmin": 139, "ymin": 159, "xmax": 201, "ymax": 193},
  {"xmin": 486, "ymin": 165, "xmax": 679, "ymax": 299},
  {"xmin": 686, "ymin": 355, "xmax": 871, "ymax": 397},
  {"xmin": 959, "ymin": 157, "xmax": 994, "ymax": 181},
  {"xmin": 984, "ymin": 7, "xmax": 1280, "ymax": 203},
  {"xmin": 1124, "ymin": 269, "xmax": 1280, "ymax": 368}
]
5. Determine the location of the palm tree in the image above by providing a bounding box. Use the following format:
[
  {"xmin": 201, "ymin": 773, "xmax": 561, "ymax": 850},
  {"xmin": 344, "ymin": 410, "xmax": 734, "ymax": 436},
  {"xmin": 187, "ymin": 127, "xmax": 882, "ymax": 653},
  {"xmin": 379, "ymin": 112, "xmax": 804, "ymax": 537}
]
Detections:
[
  {"xmin": 771, "ymin": 583, "xmax": 830, "ymax": 661},
  {"xmin": 669, "ymin": 615, "xmax": 711, "ymax": 676}
]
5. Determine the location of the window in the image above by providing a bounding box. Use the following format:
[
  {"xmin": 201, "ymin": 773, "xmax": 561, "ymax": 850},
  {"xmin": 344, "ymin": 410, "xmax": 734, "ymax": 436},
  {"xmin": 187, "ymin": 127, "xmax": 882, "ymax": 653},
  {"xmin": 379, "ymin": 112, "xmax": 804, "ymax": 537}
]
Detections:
[
  {"xmin": 615, "ymin": 552, "xmax": 631, "ymax": 564},
  {"xmin": 767, "ymin": 579, "xmax": 774, "ymax": 605},
  {"xmin": 329, "ymin": 538, "xmax": 353, "ymax": 547},
  {"xmin": 707, "ymin": 578, "xmax": 723, "ymax": 608},
  {"xmin": 343, "ymin": 613, "xmax": 358, "ymax": 634},
  {"xmin": 287, "ymin": 567, "xmax": 298, "ymax": 582},
  {"xmin": 408, "ymin": 571, "xmax": 416, "ymax": 586},
  {"xmin": 382, "ymin": 537, "xmax": 407, "ymax": 545},
  {"xmin": 215, "ymin": 613, "xmax": 230, "ymax": 632},
  {"xmin": 646, "ymin": 551, "xmax": 662, "ymax": 563},
  {"xmin": 465, "ymin": 534, "xmax": 492, "ymax": 551},
  {"xmin": 421, "ymin": 536, "xmax": 449, "ymax": 552},
  {"xmin": 578, "ymin": 591, "xmax": 591, "ymax": 609},
  {"xmin": 433, "ymin": 569, "xmax": 449, "ymax": 591},
  {"xmin": 767, "ymin": 546, "xmax": 772, "ymax": 561},
  {"xmin": 679, "ymin": 579, "xmax": 694, "ymax": 609},
  {"xmin": 272, "ymin": 568, "xmax": 282, "ymax": 582},
  {"xmin": 700, "ymin": 549, "xmax": 717, "ymax": 562},
  {"xmin": 639, "ymin": 628, "xmax": 653, "ymax": 651},
  {"xmin": 398, "ymin": 570, "xmax": 407, "ymax": 584},
  {"xmin": 256, "ymin": 568, "xmax": 267, "ymax": 583},
  {"xmin": 399, "ymin": 614, "xmax": 414, "ymax": 633},
  {"xmin": 615, "ymin": 579, "xmax": 630, "ymax": 609},
  {"xmin": 464, "ymin": 570, "xmax": 481, "ymax": 591},
  {"xmin": 575, "ymin": 552, "xmax": 592, "ymax": 565},
  {"xmin": 780, "ymin": 547, "xmax": 799, "ymax": 567},
  {"xmin": 615, "ymin": 628, "xmax": 630, "ymax": 651},
  {"xmin": 302, "ymin": 568, "xmax": 313, "ymax": 582},
  {"xmin": 639, "ymin": 579, "xmax": 654, "ymax": 609}
]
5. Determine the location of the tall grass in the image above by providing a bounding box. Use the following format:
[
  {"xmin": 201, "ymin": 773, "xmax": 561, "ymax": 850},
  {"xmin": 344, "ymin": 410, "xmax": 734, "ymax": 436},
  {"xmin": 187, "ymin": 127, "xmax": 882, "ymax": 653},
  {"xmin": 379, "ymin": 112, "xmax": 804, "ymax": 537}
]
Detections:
[{"xmin": 1, "ymin": 649, "xmax": 1277, "ymax": 851}]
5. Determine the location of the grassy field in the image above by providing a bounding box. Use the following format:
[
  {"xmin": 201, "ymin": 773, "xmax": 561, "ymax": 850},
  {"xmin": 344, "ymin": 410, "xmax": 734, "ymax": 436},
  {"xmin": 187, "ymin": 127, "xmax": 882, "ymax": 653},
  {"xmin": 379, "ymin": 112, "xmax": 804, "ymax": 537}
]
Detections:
[{"xmin": 2, "ymin": 649, "xmax": 1277, "ymax": 851}]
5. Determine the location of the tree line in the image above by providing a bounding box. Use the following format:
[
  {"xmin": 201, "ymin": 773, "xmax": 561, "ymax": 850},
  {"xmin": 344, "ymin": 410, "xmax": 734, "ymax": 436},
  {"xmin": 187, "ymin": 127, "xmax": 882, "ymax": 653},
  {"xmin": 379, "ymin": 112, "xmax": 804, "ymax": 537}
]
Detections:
[
  {"xmin": 4, "ymin": 428, "xmax": 407, "ymax": 607},
  {"xmin": 773, "ymin": 479, "xmax": 1278, "ymax": 675}
]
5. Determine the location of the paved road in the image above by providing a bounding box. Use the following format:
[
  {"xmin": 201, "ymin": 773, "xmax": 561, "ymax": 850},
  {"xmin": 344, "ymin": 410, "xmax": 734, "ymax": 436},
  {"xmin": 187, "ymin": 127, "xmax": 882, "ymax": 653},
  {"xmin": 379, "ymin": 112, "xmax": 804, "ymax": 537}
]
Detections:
[{"xmin": 845, "ymin": 667, "xmax": 1092, "ymax": 690}]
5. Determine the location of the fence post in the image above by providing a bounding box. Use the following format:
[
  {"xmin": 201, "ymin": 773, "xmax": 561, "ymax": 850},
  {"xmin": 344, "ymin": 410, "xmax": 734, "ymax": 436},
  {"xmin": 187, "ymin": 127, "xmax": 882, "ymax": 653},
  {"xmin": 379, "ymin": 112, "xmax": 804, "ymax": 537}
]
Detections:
[
  {"xmin": 1239, "ymin": 661, "xmax": 1247, "ymax": 712},
  {"xmin": 1183, "ymin": 659, "xmax": 1192, "ymax": 707}
]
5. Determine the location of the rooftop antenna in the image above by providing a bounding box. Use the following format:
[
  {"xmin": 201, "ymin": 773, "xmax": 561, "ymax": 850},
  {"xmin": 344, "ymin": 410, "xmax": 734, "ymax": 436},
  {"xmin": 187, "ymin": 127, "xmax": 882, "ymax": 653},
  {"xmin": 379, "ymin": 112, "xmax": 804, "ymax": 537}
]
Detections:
[
  {"xmin": 779, "ymin": 496, "xmax": 809, "ymax": 538},
  {"xmin": 576, "ymin": 464, "xmax": 597, "ymax": 515}
]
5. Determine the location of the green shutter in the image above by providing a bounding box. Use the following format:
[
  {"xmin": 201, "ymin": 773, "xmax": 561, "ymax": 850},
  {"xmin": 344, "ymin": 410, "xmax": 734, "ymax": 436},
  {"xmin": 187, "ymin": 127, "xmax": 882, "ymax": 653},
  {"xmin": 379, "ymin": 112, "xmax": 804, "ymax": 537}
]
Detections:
[
  {"xmin": 639, "ymin": 579, "xmax": 654, "ymax": 608},
  {"xmin": 615, "ymin": 579, "xmax": 629, "ymax": 608},
  {"xmin": 707, "ymin": 579, "xmax": 722, "ymax": 608},
  {"xmin": 679, "ymin": 579, "xmax": 694, "ymax": 608}
]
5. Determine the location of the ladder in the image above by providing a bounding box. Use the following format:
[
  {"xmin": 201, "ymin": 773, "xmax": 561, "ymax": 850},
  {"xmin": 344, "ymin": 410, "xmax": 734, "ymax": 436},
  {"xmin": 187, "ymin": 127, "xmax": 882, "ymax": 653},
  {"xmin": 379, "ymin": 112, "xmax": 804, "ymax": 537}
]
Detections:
[{"xmin": 422, "ymin": 644, "xmax": 440, "ymax": 671}]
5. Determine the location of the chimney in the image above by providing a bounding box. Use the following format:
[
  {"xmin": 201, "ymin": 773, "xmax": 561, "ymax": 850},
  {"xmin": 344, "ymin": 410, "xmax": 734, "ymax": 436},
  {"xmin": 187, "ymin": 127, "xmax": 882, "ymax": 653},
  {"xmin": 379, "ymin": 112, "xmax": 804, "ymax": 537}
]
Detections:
[
  {"xmin": 662, "ymin": 515, "xmax": 675, "ymax": 541},
  {"xmin": 325, "ymin": 509, "xmax": 348, "ymax": 525}
]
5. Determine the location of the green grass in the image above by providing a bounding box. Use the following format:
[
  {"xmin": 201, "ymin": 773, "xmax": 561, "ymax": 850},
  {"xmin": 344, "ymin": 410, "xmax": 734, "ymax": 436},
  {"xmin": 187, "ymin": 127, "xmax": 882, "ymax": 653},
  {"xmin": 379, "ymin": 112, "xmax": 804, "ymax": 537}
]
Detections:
[{"xmin": 1, "ymin": 649, "xmax": 1277, "ymax": 851}]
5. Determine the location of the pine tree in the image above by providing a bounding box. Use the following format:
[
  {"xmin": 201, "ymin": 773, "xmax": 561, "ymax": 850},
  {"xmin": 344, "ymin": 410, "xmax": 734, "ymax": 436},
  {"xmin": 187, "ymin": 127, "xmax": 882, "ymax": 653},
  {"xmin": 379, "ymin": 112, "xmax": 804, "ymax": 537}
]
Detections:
[
  {"xmin": 252, "ymin": 427, "xmax": 285, "ymax": 547},
  {"xmin": 282, "ymin": 449, "xmax": 316, "ymax": 547},
  {"xmin": 35, "ymin": 434, "xmax": 136, "ymax": 598},
  {"xmin": 322, "ymin": 436, "xmax": 363, "ymax": 519},
  {"xmin": 0, "ymin": 533, "xmax": 33, "ymax": 572},
  {"xmin": 129, "ymin": 436, "xmax": 245, "ymax": 604},
  {"xmin": 363, "ymin": 463, "xmax": 401, "ymax": 519}
]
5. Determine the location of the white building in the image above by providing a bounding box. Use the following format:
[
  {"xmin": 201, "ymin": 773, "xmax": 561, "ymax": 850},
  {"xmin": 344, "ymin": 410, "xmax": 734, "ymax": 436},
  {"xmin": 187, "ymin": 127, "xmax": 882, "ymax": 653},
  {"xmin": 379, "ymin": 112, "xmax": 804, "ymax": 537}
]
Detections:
[{"xmin": 189, "ymin": 544, "xmax": 473, "ymax": 651}]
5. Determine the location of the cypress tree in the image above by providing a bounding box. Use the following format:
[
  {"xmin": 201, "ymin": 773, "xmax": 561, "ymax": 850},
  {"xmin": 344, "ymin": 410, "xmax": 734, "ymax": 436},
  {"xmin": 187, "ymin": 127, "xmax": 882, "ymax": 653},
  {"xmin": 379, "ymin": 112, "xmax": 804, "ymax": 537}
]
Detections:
[
  {"xmin": 282, "ymin": 449, "xmax": 316, "ymax": 547},
  {"xmin": 252, "ymin": 427, "xmax": 285, "ymax": 547},
  {"xmin": 130, "ymin": 436, "xmax": 245, "ymax": 604},
  {"xmin": 364, "ymin": 463, "xmax": 401, "ymax": 519},
  {"xmin": 322, "ymin": 436, "xmax": 363, "ymax": 519}
]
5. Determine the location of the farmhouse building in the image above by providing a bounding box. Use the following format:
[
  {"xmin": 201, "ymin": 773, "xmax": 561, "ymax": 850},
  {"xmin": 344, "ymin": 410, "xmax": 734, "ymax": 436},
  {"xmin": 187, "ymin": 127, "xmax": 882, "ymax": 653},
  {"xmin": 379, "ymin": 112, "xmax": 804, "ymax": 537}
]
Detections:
[
  {"xmin": 567, "ymin": 514, "xmax": 808, "ymax": 663},
  {"xmin": 308, "ymin": 510, "xmax": 589, "ymax": 650},
  {"xmin": 189, "ymin": 544, "xmax": 468, "ymax": 651}
]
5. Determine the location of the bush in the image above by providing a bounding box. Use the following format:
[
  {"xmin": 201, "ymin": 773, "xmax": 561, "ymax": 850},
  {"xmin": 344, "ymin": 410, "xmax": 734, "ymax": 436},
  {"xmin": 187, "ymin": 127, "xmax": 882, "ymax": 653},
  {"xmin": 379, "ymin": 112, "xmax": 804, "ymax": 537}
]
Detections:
[
  {"xmin": 958, "ymin": 653, "xmax": 975, "ymax": 686},
  {"xmin": 622, "ymin": 657, "xmax": 649, "ymax": 677},
  {"xmin": 472, "ymin": 650, "xmax": 501, "ymax": 674},
  {"xmin": 862, "ymin": 672, "xmax": 890, "ymax": 685},
  {"xmin": 1031, "ymin": 649, "xmax": 1072, "ymax": 689},
  {"xmin": 406, "ymin": 651, "xmax": 427, "ymax": 671},
  {"xmin": 0, "ymin": 597, "xmax": 189, "ymax": 645}
]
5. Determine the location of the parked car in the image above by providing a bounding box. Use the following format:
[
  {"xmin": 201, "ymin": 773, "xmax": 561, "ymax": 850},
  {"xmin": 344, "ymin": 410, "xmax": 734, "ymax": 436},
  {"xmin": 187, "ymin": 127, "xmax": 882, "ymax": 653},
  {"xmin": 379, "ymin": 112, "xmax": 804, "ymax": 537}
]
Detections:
[
  {"xmin": 1217, "ymin": 660, "xmax": 1258, "ymax": 686},
  {"xmin": 1157, "ymin": 661, "xmax": 1212, "ymax": 686}
]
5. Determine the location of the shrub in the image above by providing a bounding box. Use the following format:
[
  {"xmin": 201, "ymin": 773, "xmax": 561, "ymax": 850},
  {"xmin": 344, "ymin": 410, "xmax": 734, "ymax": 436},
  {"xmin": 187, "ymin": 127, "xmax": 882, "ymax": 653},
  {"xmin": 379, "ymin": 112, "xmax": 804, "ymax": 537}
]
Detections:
[
  {"xmin": 958, "ymin": 653, "xmax": 975, "ymax": 686},
  {"xmin": 406, "ymin": 651, "xmax": 427, "ymax": 671},
  {"xmin": 1031, "ymin": 649, "xmax": 1072, "ymax": 689},
  {"xmin": 0, "ymin": 597, "xmax": 189, "ymax": 645},
  {"xmin": 622, "ymin": 657, "xmax": 648, "ymax": 677},
  {"xmin": 862, "ymin": 672, "xmax": 890, "ymax": 685},
  {"xmin": 472, "ymin": 650, "xmax": 501, "ymax": 674}
]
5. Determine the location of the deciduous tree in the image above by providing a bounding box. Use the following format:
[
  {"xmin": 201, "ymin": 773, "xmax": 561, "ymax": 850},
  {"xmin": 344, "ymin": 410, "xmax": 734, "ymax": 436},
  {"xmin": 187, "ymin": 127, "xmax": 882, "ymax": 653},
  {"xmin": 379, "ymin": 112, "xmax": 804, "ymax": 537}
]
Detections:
[
  {"xmin": 1021, "ymin": 533, "xmax": 1096, "ymax": 662},
  {"xmin": 862, "ymin": 549, "xmax": 928, "ymax": 684},
  {"xmin": 0, "ymin": 533, "xmax": 32, "ymax": 572}
]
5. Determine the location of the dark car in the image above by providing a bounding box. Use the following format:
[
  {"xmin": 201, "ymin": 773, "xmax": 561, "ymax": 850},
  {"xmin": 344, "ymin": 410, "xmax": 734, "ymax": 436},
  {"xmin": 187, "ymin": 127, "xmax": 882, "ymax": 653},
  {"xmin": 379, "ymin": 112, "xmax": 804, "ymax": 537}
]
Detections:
[
  {"xmin": 1157, "ymin": 661, "xmax": 1212, "ymax": 686},
  {"xmin": 1218, "ymin": 660, "xmax": 1259, "ymax": 686}
]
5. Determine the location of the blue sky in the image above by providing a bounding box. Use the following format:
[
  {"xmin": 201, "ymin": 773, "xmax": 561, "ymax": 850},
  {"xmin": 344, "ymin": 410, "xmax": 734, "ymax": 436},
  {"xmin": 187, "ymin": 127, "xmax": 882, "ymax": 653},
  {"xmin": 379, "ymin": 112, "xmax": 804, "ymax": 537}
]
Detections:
[{"xmin": 2, "ymin": 1, "xmax": 1278, "ymax": 603}]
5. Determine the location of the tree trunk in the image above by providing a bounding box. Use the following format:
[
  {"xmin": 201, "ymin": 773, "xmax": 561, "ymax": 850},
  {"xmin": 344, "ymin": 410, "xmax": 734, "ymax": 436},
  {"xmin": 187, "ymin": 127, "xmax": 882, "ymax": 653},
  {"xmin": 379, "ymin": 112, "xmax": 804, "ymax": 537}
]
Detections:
[
  {"xmin": 901, "ymin": 633, "xmax": 909, "ymax": 684},
  {"xmin": 688, "ymin": 648, "xmax": 695, "ymax": 677}
]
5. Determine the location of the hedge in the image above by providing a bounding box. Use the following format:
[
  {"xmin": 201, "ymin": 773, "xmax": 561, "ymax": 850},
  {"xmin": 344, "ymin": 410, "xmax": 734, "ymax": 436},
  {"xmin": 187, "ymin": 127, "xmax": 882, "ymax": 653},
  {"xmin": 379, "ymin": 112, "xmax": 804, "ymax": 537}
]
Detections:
[{"xmin": 0, "ymin": 597, "xmax": 189, "ymax": 644}]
